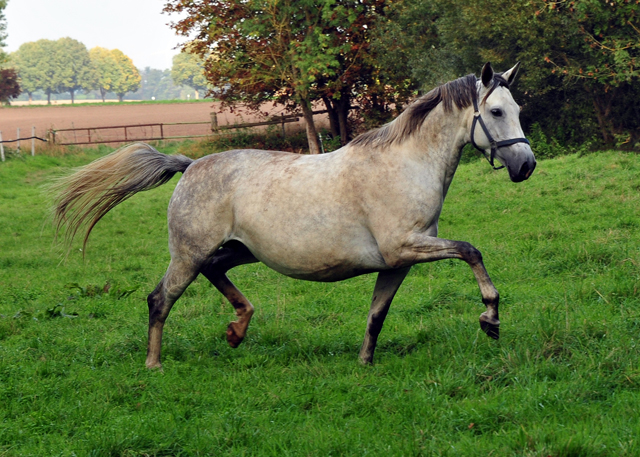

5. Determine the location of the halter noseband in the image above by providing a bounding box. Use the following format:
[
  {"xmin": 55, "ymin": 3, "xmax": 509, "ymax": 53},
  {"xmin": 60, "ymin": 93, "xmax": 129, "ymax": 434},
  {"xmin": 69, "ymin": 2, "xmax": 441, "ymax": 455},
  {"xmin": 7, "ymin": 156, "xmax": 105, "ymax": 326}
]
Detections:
[{"xmin": 470, "ymin": 95, "xmax": 530, "ymax": 171}]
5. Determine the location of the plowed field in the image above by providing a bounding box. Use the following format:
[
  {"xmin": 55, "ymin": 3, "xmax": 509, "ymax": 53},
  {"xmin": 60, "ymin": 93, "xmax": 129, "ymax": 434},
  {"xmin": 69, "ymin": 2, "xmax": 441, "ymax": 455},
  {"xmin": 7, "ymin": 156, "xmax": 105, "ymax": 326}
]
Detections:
[{"xmin": 0, "ymin": 101, "xmax": 310, "ymax": 145}]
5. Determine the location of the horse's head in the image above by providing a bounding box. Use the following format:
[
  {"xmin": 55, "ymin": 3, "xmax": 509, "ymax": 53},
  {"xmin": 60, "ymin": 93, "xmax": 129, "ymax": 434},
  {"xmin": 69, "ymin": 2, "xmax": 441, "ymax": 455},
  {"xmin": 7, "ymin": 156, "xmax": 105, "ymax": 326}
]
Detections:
[{"xmin": 471, "ymin": 62, "xmax": 536, "ymax": 183}]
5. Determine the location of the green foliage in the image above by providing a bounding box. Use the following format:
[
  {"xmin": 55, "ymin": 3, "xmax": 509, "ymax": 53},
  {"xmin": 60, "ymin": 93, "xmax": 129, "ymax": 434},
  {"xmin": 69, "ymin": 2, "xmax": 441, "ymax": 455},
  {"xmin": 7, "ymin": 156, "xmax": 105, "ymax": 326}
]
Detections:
[
  {"xmin": 109, "ymin": 49, "xmax": 141, "ymax": 102},
  {"xmin": 87, "ymin": 46, "xmax": 120, "ymax": 102},
  {"xmin": 526, "ymin": 123, "xmax": 567, "ymax": 160},
  {"xmin": 11, "ymin": 40, "xmax": 141, "ymax": 104},
  {"xmin": 54, "ymin": 38, "xmax": 93, "ymax": 103},
  {"xmin": 171, "ymin": 52, "xmax": 209, "ymax": 98},
  {"xmin": 0, "ymin": 0, "xmax": 7, "ymax": 63},
  {"xmin": 2, "ymin": 148, "xmax": 640, "ymax": 455},
  {"xmin": 11, "ymin": 39, "xmax": 60, "ymax": 101},
  {"xmin": 173, "ymin": 128, "xmax": 311, "ymax": 159},
  {"xmin": 164, "ymin": 0, "xmax": 407, "ymax": 151},
  {"xmin": 376, "ymin": 0, "xmax": 640, "ymax": 148}
]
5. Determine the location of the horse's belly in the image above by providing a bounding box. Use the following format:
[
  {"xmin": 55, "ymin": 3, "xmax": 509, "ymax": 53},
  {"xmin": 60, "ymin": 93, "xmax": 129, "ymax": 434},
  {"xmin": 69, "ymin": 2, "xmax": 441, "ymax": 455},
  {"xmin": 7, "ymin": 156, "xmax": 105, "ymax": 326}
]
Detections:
[{"xmin": 235, "ymin": 229, "xmax": 388, "ymax": 282}]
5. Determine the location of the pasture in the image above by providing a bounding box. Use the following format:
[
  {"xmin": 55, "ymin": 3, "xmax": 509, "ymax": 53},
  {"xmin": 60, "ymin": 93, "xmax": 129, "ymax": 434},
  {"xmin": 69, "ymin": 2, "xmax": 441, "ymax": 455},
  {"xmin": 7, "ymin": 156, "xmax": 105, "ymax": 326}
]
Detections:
[{"xmin": 0, "ymin": 147, "xmax": 639, "ymax": 456}]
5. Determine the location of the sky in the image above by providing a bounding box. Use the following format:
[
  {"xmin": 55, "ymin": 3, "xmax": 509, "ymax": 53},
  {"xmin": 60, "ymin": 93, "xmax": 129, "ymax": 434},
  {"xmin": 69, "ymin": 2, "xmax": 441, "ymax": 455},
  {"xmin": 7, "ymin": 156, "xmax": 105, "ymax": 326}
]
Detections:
[{"xmin": 4, "ymin": 0, "xmax": 187, "ymax": 70}]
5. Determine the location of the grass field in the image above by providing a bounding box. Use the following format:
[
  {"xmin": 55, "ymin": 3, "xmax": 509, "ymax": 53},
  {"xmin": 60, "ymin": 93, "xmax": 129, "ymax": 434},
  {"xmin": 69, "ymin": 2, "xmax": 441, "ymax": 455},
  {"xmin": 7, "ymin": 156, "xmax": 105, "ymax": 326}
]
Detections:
[{"xmin": 1, "ymin": 146, "xmax": 639, "ymax": 456}]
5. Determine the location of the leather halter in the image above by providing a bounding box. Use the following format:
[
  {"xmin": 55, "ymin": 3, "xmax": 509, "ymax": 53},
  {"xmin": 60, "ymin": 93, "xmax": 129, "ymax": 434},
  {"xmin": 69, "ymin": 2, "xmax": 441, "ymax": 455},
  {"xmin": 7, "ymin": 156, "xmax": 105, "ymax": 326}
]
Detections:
[{"xmin": 470, "ymin": 96, "xmax": 530, "ymax": 170}]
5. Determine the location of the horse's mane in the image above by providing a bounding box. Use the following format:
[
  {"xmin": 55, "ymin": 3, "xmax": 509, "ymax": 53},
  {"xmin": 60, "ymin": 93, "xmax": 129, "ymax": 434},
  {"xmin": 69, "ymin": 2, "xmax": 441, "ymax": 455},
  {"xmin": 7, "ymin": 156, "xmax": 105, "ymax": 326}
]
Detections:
[{"xmin": 351, "ymin": 73, "xmax": 509, "ymax": 148}]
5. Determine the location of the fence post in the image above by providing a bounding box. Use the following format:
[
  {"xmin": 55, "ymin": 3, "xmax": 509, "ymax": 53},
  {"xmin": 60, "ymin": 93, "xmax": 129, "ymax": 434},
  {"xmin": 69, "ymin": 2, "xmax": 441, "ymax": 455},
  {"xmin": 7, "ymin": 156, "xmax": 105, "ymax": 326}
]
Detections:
[
  {"xmin": 0, "ymin": 131, "xmax": 4, "ymax": 162},
  {"xmin": 16, "ymin": 128, "xmax": 20, "ymax": 151},
  {"xmin": 281, "ymin": 114, "xmax": 286, "ymax": 138},
  {"xmin": 210, "ymin": 112, "xmax": 218, "ymax": 132},
  {"xmin": 31, "ymin": 126, "xmax": 35, "ymax": 156}
]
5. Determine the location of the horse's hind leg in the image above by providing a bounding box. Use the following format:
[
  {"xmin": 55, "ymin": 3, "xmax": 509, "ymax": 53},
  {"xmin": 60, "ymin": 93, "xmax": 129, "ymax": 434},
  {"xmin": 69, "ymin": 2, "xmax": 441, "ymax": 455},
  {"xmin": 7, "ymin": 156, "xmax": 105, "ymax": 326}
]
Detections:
[
  {"xmin": 200, "ymin": 241, "xmax": 259, "ymax": 348},
  {"xmin": 359, "ymin": 267, "xmax": 411, "ymax": 365},
  {"xmin": 146, "ymin": 258, "xmax": 200, "ymax": 369}
]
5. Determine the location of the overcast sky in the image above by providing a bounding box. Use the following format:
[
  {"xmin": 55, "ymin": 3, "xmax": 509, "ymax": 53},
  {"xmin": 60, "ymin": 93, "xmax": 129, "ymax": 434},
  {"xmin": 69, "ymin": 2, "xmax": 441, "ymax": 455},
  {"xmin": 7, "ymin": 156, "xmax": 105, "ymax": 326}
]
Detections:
[{"xmin": 4, "ymin": 0, "xmax": 187, "ymax": 70}]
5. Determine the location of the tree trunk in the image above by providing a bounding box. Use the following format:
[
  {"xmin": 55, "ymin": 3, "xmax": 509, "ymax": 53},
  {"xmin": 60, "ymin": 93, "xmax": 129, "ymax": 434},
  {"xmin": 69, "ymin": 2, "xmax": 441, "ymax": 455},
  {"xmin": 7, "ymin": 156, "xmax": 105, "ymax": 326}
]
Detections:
[
  {"xmin": 118, "ymin": 94, "xmax": 124, "ymax": 102},
  {"xmin": 300, "ymin": 99, "xmax": 321, "ymax": 154},
  {"xmin": 28, "ymin": 93, "xmax": 33, "ymax": 103},
  {"xmin": 70, "ymin": 89, "xmax": 75, "ymax": 104},
  {"xmin": 335, "ymin": 92, "xmax": 351, "ymax": 146},
  {"xmin": 47, "ymin": 91, "xmax": 51, "ymax": 105},
  {"xmin": 592, "ymin": 98, "xmax": 612, "ymax": 143},
  {"xmin": 194, "ymin": 89, "xmax": 199, "ymax": 100},
  {"xmin": 100, "ymin": 88, "xmax": 107, "ymax": 103},
  {"xmin": 322, "ymin": 95, "xmax": 340, "ymax": 139}
]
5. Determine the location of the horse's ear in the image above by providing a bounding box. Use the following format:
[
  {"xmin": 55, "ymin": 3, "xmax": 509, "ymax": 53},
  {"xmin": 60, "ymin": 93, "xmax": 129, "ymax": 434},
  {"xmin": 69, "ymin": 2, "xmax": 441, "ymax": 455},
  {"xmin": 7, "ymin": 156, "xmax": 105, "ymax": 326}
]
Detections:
[
  {"xmin": 502, "ymin": 62, "xmax": 521, "ymax": 86},
  {"xmin": 481, "ymin": 62, "xmax": 494, "ymax": 87}
]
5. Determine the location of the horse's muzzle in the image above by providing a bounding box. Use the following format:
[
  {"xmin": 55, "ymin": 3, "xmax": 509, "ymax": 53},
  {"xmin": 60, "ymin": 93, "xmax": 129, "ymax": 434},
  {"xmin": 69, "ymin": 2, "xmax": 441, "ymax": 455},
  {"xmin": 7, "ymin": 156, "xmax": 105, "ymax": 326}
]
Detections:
[{"xmin": 509, "ymin": 157, "xmax": 536, "ymax": 183}]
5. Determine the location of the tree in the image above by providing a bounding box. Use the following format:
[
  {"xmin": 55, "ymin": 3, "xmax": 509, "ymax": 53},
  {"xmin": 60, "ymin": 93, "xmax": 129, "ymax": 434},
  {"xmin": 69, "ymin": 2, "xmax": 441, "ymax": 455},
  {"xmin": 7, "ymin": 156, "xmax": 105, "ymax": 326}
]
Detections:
[
  {"xmin": 110, "ymin": 49, "xmax": 141, "ymax": 102},
  {"xmin": 1, "ymin": 0, "xmax": 22, "ymax": 104},
  {"xmin": 171, "ymin": 52, "xmax": 209, "ymax": 99},
  {"xmin": 88, "ymin": 47, "xmax": 141, "ymax": 102},
  {"xmin": 380, "ymin": 0, "xmax": 640, "ymax": 147},
  {"xmin": 12, "ymin": 39, "xmax": 60, "ymax": 104},
  {"xmin": 10, "ymin": 42, "xmax": 40, "ymax": 101},
  {"xmin": 164, "ymin": 0, "xmax": 400, "ymax": 153},
  {"xmin": 0, "ymin": 68, "xmax": 20, "ymax": 103},
  {"xmin": 543, "ymin": 0, "xmax": 640, "ymax": 144},
  {"xmin": 88, "ymin": 47, "xmax": 119, "ymax": 102},
  {"xmin": 0, "ymin": 0, "xmax": 7, "ymax": 63},
  {"xmin": 55, "ymin": 38, "xmax": 94, "ymax": 103}
]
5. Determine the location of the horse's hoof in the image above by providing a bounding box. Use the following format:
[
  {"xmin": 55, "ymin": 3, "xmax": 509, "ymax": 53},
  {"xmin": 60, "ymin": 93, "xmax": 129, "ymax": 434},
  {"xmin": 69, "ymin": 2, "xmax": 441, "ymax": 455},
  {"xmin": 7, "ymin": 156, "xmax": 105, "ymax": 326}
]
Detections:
[
  {"xmin": 479, "ymin": 314, "xmax": 500, "ymax": 340},
  {"xmin": 226, "ymin": 323, "xmax": 244, "ymax": 348}
]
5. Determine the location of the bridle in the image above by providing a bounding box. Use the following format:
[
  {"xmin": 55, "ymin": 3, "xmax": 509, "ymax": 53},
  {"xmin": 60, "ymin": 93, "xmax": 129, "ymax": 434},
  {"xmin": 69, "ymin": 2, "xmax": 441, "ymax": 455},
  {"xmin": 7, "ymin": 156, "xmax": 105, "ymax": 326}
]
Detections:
[{"xmin": 470, "ymin": 92, "xmax": 530, "ymax": 171}]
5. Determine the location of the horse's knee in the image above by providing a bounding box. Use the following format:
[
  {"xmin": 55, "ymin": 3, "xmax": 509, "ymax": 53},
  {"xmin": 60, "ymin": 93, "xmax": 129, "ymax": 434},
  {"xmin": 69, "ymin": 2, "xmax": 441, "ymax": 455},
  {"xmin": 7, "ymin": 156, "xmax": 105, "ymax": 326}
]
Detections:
[{"xmin": 457, "ymin": 241, "xmax": 483, "ymax": 265}]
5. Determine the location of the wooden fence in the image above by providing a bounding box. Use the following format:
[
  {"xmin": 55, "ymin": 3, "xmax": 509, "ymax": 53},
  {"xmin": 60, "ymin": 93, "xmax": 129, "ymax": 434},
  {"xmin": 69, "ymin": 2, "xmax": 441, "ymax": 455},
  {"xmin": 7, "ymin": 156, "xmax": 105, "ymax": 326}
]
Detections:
[
  {"xmin": 0, "ymin": 110, "xmax": 332, "ymax": 161},
  {"xmin": 48, "ymin": 113, "xmax": 302, "ymax": 147},
  {"xmin": 0, "ymin": 127, "xmax": 48, "ymax": 162}
]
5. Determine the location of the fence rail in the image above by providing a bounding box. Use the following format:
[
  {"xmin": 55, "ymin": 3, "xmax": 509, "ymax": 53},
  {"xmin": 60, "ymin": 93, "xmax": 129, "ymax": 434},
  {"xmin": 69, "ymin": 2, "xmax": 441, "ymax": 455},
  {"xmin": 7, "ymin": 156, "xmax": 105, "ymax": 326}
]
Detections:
[
  {"xmin": 50, "ymin": 113, "xmax": 302, "ymax": 147},
  {"xmin": 0, "ymin": 127, "xmax": 47, "ymax": 162}
]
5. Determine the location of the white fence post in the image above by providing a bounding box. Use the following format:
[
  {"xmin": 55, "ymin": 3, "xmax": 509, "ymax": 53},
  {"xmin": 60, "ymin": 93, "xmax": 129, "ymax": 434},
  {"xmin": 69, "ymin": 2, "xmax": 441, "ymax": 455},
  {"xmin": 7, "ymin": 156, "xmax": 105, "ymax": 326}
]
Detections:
[
  {"xmin": 0, "ymin": 131, "xmax": 4, "ymax": 162},
  {"xmin": 31, "ymin": 126, "xmax": 36, "ymax": 156},
  {"xmin": 16, "ymin": 128, "xmax": 20, "ymax": 151}
]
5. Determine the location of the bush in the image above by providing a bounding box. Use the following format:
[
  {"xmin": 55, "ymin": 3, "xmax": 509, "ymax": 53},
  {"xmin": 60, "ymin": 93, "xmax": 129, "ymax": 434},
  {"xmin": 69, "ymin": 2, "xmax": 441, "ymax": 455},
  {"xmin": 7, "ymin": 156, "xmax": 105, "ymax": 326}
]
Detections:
[{"xmin": 174, "ymin": 128, "xmax": 311, "ymax": 158}]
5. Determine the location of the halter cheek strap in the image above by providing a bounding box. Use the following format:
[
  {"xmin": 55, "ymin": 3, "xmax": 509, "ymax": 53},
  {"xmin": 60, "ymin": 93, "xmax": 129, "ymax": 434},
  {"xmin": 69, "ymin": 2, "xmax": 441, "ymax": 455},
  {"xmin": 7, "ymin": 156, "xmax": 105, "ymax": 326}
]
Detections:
[{"xmin": 470, "ymin": 97, "xmax": 530, "ymax": 170}]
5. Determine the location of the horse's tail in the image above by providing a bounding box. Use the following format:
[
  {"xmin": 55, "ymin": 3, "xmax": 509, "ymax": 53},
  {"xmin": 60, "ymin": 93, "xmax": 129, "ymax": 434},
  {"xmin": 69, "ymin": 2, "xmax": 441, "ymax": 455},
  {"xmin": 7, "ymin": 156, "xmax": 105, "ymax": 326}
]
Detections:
[{"xmin": 51, "ymin": 142, "xmax": 193, "ymax": 250}]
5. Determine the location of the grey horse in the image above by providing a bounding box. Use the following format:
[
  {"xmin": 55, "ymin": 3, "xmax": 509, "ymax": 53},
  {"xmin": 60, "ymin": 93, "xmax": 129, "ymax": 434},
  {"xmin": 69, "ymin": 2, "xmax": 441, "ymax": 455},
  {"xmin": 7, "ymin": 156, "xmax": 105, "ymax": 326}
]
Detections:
[{"xmin": 53, "ymin": 63, "xmax": 536, "ymax": 369}]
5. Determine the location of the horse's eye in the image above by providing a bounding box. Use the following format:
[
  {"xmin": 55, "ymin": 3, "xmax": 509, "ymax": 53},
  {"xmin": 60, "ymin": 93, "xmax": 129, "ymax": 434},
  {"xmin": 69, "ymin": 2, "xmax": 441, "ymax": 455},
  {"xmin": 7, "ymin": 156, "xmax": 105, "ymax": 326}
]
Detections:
[{"xmin": 490, "ymin": 109, "xmax": 503, "ymax": 117}]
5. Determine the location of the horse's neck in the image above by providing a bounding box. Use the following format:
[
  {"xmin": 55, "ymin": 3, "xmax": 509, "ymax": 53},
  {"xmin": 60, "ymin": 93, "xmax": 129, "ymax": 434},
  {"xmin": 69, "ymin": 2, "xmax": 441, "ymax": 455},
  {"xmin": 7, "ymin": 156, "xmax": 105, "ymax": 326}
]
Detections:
[{"xmin": 399, "ymin": 104, "xmax": 469, "ymax": 177}]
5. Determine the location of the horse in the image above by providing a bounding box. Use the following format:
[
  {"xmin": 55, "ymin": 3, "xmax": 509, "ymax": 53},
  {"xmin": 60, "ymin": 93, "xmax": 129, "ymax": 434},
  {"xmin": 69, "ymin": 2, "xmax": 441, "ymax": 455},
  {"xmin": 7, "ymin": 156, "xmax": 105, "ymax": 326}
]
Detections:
[{"xmin": 52, "ymin": 62, "xmax": 536, "ymax": 369}]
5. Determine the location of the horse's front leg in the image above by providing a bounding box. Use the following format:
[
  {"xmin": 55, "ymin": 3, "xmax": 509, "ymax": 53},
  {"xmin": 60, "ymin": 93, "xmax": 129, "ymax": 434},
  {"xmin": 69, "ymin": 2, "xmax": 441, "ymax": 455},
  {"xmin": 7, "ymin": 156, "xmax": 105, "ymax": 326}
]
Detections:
[
  {"xmin": 388, "ymin": 235, "xmax": 500, "ymax": 339},
  {"xmin": 360, "ymin": 267, "xmax": 411, "ymax": 365}
]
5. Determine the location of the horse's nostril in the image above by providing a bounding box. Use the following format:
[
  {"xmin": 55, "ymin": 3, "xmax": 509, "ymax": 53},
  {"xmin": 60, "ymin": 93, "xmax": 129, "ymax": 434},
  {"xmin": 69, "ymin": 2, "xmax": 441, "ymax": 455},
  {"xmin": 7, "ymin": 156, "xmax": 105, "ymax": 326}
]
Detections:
[
  {"xmin": 526, "ymin": 160, "xmax": 536, "ymax": 178},
  {"xmin": 519, "ymin": 161, "xmax": 530, "ymax": 178}
]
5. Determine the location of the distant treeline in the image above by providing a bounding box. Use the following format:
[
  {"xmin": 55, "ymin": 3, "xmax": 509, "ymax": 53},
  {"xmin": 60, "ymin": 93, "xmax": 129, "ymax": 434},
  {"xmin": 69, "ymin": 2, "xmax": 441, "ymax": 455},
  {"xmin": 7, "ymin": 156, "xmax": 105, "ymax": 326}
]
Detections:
[{"xmin": 6, "ymin": 38, "xmax": 209, "ymax": 104}]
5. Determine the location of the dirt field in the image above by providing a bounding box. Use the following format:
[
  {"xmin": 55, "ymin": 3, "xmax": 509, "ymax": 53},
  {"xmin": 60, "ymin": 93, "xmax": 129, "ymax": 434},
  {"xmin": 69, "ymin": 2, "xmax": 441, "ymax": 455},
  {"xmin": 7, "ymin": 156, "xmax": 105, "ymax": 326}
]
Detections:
[{"xmin": 0, "ymin": 101, "xmax": 321, "ymax": 145}]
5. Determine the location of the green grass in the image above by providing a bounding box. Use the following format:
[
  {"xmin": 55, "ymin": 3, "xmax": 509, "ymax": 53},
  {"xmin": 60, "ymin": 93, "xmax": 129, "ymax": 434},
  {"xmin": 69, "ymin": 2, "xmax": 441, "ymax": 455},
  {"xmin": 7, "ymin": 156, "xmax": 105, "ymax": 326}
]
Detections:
[{"xmin": 1, "ymin": 147, "xmax": 639, "ymax": 456}]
